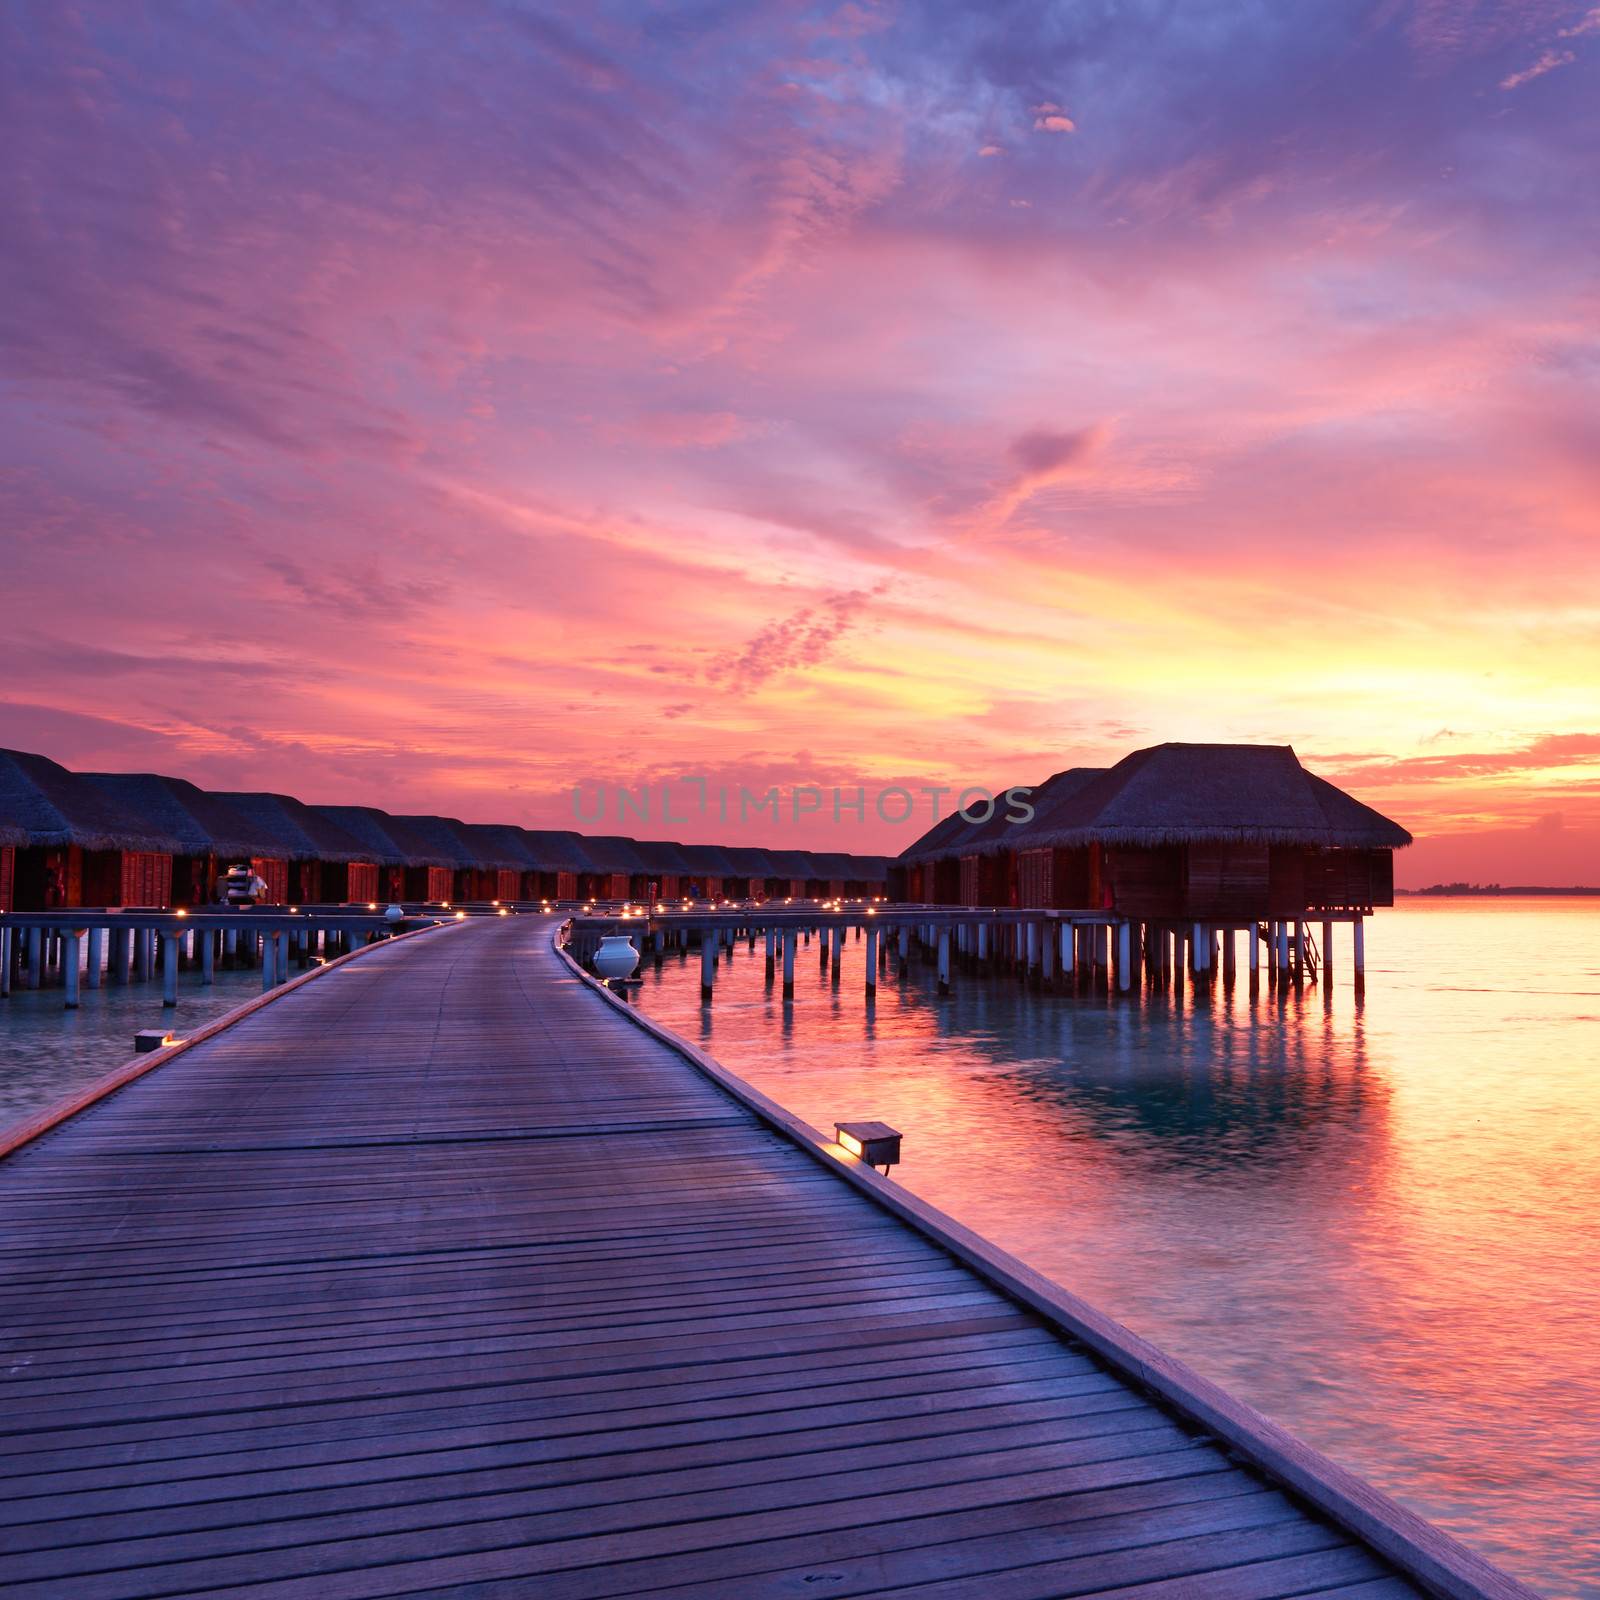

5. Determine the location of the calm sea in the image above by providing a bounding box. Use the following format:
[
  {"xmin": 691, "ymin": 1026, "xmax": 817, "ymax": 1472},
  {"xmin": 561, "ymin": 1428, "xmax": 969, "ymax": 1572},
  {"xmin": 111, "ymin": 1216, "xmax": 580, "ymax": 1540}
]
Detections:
[{"xmin": 630, "ymin": 898, "xmax": 1599, "ymax": 1600}]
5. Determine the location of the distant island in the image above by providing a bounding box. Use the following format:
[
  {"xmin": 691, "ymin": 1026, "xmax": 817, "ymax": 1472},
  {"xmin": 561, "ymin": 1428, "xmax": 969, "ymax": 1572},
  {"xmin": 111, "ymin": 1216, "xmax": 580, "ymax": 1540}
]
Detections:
[{"xmin": 1399, "ymin": 883, "xmax": 1600, "ymax": 897}]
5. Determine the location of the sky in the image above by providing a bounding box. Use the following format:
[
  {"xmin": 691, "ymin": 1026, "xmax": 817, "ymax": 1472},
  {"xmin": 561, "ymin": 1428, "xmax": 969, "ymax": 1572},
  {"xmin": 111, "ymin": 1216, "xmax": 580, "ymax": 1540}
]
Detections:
[{"xmin": 2, "ymin": 0, "xmax": 1598, "ymax": 882}]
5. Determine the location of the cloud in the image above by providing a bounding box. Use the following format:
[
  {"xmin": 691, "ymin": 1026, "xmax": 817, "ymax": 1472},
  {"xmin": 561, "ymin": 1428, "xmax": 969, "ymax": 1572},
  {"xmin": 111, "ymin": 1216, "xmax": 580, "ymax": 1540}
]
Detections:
[
  {"xmin": 1501, "ymin": 48, "xmax": 1577, "ymax": 87},
  {"xmin": 1009, "ymin": 427, "xmax": 1100, "ymax": 476},
  {"xmin": 706, "ymin": 588, "xmax": 883, "ymax": 691},
  {"xmin": 1030, "ymin": 101, "xmax": 1076, "ymax": 133}
]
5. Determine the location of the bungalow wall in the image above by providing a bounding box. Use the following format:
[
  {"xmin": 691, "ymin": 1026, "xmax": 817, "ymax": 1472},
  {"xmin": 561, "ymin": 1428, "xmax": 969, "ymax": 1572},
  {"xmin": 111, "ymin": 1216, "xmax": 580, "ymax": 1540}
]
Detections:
[
  {"xmin": 402, "ymin": 866, "xmax": 454, "ymax": 902},
  {"xmin": 291, "ymin": 861, "xmax": 323, "ymax": 904},
  {"xmin": 0, "ymin": 846, "xmax": 12, "ymax": 912},
  {"xmin": 555, "ymin": 871, "xmax": 577, "ymax": 901},
  {"xmin": 1183, "ymin": 843, "xmax": 1269, "ymax": 920},
  {"xmin": 250, "ymin": 857, "xmax": 289, "ymax": 905},
  {"xmin": 1305, "ymin": 848, "xmax": 1394, "ymax": 910},
  {"xmin": 347, "ymin": 862, "xmax": 380, "ymax": 903}
]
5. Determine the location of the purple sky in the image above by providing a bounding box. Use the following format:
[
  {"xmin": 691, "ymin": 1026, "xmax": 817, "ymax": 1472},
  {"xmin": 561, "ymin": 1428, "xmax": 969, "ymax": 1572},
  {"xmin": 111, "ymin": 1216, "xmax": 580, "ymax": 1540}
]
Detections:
[{"xmin": 3, "ymin": 1, "xmax": 1599, "ymax": 878}]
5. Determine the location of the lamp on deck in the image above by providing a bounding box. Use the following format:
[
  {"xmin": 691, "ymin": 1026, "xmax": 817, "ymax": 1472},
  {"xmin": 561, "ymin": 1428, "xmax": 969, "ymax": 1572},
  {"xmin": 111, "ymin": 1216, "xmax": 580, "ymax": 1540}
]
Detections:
[{"xmin": 835, "ymin": 1121, "xmax": 901, "ymax": 1175}]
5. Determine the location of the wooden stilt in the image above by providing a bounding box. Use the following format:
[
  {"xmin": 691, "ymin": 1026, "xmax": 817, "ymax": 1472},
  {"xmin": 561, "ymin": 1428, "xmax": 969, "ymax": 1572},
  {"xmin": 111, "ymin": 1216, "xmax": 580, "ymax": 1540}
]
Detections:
[
  {"xmin": 937, "ymin": 928, "xmax": 951, "ymax": 995},
  {"xmin": 64, "ymin": 931, "xmax": 82, "ymax": 1009},
  {"xmin": 782, "ymin": 928, "xmax": 796, "ymax": 999},
  {"xmin": 163, "ymin": 934, "xmax": 179, "ymax": 1007}
]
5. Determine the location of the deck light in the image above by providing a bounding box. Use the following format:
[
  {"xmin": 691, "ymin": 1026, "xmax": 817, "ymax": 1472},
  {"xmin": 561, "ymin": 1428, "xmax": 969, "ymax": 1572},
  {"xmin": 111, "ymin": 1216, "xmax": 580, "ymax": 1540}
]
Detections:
[
  {"xmin": 455, "ymin": 910, "xmax": 466, "ymax": 920},
  {"xmin": 134, "ymin": 1029, "xmax": 176, "ymax": 1054},
  {"xmin": 498, "ymin": 907, "xmax": 509, "ymax": 916},
  {"xmin": 367, "ymin": 902, "xmax": 376, "ymax": 910},
  {"xmin": 175, "ymin": 908, "xmax": 188, "ymax": 918},
  {"xmin": 835, "ymin": 1121, "xmax": 901, "ymax": 1174},
  {"xmin": 492, "ymin": 899, "xmax": 500, "ymax": 906}
]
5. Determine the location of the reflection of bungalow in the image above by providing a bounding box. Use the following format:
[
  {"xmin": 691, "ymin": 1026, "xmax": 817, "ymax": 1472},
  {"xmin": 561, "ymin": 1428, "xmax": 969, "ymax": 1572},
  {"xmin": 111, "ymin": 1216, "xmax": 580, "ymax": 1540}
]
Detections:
[
  {"xmin": 211, "ymin": 792, "xmax": 376, "ymax": 905},
  {"xmin": 519, "ymin": 831, "xmax": 595, "ymax": 902},
  {"xmin": 0, "ymin": 749, "xmax": 182, "ymax": 910},
  {"xmin": 630, "ymin": 839, "xmax": 695, "ymax": 903},
  {"xmin": 82, "ymin": 774, "xmax": 264, "ymax": 908},
  {"xmin": 894, "ymin": 744, "xmax": 1409, "ymax": 920}
]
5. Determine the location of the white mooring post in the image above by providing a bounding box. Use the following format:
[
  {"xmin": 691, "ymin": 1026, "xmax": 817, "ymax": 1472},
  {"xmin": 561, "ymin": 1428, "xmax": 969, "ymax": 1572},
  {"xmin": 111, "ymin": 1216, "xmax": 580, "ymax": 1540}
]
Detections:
[
  {"xmin": 1322, "ymin": 920, "xmax": 1333, "ymax": 981},
  {"xmin": 782, "ymin": 927, "xmax": 796, "ymax": 1000},
  {"xmin": 1118, "ymin": 921, "xmax": 1132, "ymax": 991},
  {"xmin": 201, "ymin": 930, "xmax": 214, "ymax": 985},
  {"xmin": 261, "ymin": 933, "xmax": 276, "ymax": 992},
  {"xmin": 1353, "ymin": 918, "xmax": 1365, "ymax": 982},
  {"xmin": 1276, "ymin": 921, "xmax": 1289, "ymax": 975},
  {"xmin": 936, "ymin": 928, "xmax": 952, "ymax": 994},
  {"xmin": 897, "ymin": 925, "xmax": 910, "ymax": 976},
  {"xmin": 27, "ymin": 927, "xmax": 43, "ymax": 990},
  {"xmin": 0, "ymin": 927, "xmax": 10, "ymax": 998},
  {"xmin": 764, "ymin": 926, "xmax": 776, "ymax": 981},
  {"xmin": 86, "ymin": 927, "xmax": 103, "ymax": 990},
  {"xmin": 64, "ymin": 931, "xmax": 82, "ymax": 1009},
  {"xmin": 831, "ymin": 924, "xmax": 843, "ymax": 983},
  {"xmin": 162, "ymin": 934, "xmax": 179, "ymax": 1007},
  {"xmin": 700, "ymin": 932, "xmax": 715, "ymax": 1004},
  {"xmin": 1060, "ymin": 923, "xmax": 1074, "ymax": 978},
  {"xmin": 1024, "ymin": 922, "xmax": 1040, "ymax": 983},
  {"xmin": 864, "ymin": 925, "xmax": 878, "ymax": 995}
]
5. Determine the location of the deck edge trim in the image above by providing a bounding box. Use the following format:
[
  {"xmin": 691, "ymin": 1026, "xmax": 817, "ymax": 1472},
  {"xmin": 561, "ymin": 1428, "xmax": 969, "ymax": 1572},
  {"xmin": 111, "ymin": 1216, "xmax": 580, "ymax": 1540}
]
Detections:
[
  {"xmin": 553, "ymin": 925, "xmax": 1539, "ymax": 1600},
  {"xmin": 0, "ymin": 920, "xmax": 454, "ymax": 1165}
]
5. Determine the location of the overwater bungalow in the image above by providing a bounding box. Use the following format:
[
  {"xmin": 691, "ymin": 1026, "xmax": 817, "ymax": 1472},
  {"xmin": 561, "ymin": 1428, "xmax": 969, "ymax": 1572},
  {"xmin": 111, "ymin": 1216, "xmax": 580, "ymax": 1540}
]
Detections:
[
  {"xmin": 893, "ymin": 744, "xmax": 1408, "ymax": 922},
  {"xmin": 454, "ymin": 823, "xmax": 542, "ymax": 902},
  {"xmin": 677, "ymin": 841, "xmax": 742, "ymax": 901},
  {"xmin": 385, "ymin": 814, "xmax": 490, "ymax": 904},
  {"xmin": 629, "ymin": 838, "xmax": 695, "ymax": 902},
  {"xmin": 81, "ymin": 773, "xmax": 264, "ymax": 908},
  {"xmin": 722, "ymin": 845, "xmax": 779, "ymax": 901},
  {"xmin": 574, "ymin": 835, "xmax": 648, "ymax": 902},
  {"xmin": 209, "ymin": 791, "xmax": 376, "ymax": 905},
  {"xmin": 0, "ymin": 749, "xmax": 182, "ymax": 911},
  {"xmin": 518, "ymin": 830, "xmax": 595, "ymax": 902},
  {"xmin": 309, "ymin": 806, "xmax": 420, "ymax": 903},
  {"xmin": 759, "ymin": 848, "xmax": 813, "ymax": 900}
]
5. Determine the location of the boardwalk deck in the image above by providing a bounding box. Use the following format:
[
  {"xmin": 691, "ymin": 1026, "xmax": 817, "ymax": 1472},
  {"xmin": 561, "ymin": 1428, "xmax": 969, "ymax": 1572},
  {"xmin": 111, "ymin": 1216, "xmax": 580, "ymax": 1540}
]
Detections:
[{"xmin": 0, "ymin": 918, "xmax": 1485, "ymax": 1598}]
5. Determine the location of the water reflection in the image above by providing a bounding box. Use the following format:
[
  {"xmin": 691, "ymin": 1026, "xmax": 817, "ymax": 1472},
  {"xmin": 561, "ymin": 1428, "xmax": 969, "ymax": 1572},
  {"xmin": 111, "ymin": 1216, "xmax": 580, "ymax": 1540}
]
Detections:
[{"xmin": 635, "ymin": 902, "xmax": 1600, "ymax": 1600}]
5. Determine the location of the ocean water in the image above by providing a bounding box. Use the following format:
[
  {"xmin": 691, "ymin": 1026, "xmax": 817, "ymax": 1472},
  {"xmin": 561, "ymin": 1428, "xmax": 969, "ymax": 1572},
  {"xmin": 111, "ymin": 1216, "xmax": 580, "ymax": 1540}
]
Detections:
[
  {"xmin": 0, "ymin": 961, "xmax": 274, "ymax": 1128},
  {"xmin": 629, "ymin": 899, "xmax": 1600, "ymax": 1600}
]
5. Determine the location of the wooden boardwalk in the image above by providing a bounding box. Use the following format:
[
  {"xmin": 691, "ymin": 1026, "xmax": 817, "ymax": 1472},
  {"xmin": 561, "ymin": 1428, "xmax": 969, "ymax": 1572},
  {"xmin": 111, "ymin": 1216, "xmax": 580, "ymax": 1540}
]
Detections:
[{"xmin": 0, "ymin": 917, "xmax": 1472, "ymax": 1598}]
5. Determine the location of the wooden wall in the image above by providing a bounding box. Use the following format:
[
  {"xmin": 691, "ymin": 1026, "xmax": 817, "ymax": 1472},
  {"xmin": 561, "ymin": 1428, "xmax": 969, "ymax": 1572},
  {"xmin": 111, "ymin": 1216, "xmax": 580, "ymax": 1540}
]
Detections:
[
  {"xmin": 348, "ymin": 862, "xmax": 380, "ymax": 902},
  {"xmin": 250, "ymin": 857, "xmax": 289, "ymax": 905}
]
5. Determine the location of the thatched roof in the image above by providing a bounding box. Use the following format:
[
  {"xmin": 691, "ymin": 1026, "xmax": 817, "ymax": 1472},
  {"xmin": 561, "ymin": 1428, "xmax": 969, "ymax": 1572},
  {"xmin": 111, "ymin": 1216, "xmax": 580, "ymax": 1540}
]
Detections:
[
  {"xmin": 761, "ymin": 848, "xmax": 816, "ymax": 879},
  {"xmin": 82, "ymin": 773, "xmax": 266, "ymax": 860},
  {"xmin": 385, "ymin": 815, "xmax": 485, "ymax": 870},
  {"xmin": 519, "ymin": 830, "xmax": 598, "ymax": 873},
  {"xmin": 895, "ymin": 780, "xmax": 1021, "ymax": 866},
  {"xmin": 210, "ymin": 792, "xmax": 373, "ymax": 863},
  {"xmin": 0, "ymin": 749, "xmax": 182, "ymax": 853},
  {"xmin": 631, "ymin": 839, "xmax": 696, "ymax": 876},
  {"xmin": 844, "ymin": 854, "xmax": 892, "ymax": 882},
  {"xmin": 456, "ymin": 823, "xmax": 541, "ymax": 873},
  {"xmin": 904, "ymin": 745, "xmax": 1411, "ymax": 859},
  {"xmin": 677, "ymin": 842, "xmax": 741, "ymax": 878},
  {"xmin": 311, "ymin": 806, "xmax": 424, "ymax": 867},
  {"xmin": 722, "ymin": 845, "xmax": 779, "ymax": 878},
  {"xmin": 580, "ymin": 835, "xmax": 651, "ymax": 874},
  {"xmin": 806, "ymin": 851, "xmax": 858, "ymax": 880}
]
